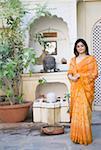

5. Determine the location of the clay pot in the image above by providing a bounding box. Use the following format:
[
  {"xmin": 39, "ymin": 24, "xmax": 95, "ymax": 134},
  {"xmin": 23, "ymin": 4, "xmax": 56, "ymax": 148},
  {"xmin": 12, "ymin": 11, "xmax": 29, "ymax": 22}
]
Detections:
[{"xmin": 0, "ymin": 101, "xmax": 32, "ymax": 123}]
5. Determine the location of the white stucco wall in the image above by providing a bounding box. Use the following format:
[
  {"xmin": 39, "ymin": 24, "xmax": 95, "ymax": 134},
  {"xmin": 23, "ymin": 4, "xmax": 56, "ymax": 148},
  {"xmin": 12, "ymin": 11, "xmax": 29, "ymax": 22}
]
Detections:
[{"xmin": 22, "ymin": 0, "xmax": 77, "ymax": 63}]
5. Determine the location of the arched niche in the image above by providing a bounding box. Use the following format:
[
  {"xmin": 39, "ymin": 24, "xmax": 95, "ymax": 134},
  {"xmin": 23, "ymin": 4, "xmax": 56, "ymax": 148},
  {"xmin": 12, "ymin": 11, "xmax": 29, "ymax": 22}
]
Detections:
[
  {"xmin": 35, "ymin": 82, "xmax": 68, "ymax": 100},
  {"xmin": 29, "ymin": 15, "xmax": 70, "ymax": 64}
]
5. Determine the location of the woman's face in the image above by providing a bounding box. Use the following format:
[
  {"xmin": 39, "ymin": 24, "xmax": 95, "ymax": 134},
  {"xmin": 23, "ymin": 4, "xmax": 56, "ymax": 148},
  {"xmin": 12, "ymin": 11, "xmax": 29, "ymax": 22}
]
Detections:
[{"xmin": 76, "ymin": 42, "xmax": 86, "ymax": 54}]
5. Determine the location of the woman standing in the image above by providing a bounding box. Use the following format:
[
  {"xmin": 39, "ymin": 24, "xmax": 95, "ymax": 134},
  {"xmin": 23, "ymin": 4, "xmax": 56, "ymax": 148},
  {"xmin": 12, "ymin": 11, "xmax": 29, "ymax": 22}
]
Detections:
[{"xmin": 67, "ymin": 39, "xmax": 98, "ymax": 145}]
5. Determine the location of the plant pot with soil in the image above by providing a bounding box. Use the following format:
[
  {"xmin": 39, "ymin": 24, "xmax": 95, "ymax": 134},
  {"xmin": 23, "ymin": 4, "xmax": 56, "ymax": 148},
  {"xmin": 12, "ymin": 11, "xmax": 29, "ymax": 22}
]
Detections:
[
  {"xmin": 0, "ymin": 0, "xmax": 51, "ymax": 123},
  {"xmin": 0, "ymin": 0, "xmax": 35, "ymax": 122}
]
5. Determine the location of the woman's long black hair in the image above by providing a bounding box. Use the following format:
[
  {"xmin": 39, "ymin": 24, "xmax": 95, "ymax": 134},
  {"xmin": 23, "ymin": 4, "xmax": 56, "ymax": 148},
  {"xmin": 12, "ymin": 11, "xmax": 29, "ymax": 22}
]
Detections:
[{"xmin": 74, "ymin": 38, "xmax": 89, "ymax": 57}]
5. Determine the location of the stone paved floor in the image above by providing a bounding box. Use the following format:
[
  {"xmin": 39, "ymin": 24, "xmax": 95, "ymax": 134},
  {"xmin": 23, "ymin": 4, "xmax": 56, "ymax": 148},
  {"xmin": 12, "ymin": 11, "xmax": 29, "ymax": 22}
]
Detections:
[{"xmin": 0, "ymin": 111, "xmax": 101, "ymax": 150}]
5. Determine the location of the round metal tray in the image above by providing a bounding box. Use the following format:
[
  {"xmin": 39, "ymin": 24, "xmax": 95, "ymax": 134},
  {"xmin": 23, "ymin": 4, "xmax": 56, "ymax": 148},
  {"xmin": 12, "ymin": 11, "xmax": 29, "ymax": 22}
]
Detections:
[{"xmin": 41, "ymin": 125, "xmax": 64, "ymax": 135}]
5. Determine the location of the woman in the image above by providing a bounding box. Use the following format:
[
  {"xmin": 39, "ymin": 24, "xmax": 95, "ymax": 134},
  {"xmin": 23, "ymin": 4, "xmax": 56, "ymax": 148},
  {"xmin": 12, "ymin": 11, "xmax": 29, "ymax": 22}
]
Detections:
[{"xmin": 67, "ymin": 39, "xmax": 98, "ymax": 145}]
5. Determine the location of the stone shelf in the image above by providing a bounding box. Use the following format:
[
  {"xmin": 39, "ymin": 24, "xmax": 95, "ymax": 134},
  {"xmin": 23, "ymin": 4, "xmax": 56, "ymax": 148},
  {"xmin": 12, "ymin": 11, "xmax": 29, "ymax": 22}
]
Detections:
[{"xmin": 33, "ymin": 101, "xmax": 70, "ymax": 124}]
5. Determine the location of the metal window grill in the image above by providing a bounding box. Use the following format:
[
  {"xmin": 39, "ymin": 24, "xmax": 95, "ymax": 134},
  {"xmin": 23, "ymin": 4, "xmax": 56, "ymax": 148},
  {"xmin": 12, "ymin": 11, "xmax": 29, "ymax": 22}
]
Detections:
[{"xmin": 92, "ymin": 19, "xmax": 101, "ymax": 106}]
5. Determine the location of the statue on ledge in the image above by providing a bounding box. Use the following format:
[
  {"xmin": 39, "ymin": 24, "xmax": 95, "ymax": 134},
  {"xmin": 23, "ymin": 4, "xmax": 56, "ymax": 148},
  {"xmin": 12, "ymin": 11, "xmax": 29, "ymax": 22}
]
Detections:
[
  {"xmin": 43, "ymin": 53, "xmax": 57, "ymax": 72},
  {"xmin": 36, "ymin": 50, "xmax": 59, "ymax": 73}
]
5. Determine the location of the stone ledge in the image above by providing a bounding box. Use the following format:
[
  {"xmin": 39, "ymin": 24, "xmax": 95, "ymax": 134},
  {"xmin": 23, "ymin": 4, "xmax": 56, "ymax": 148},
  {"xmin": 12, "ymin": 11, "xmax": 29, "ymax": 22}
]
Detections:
[{"xmin": 0, "ymin": 122, "xmax": 47, "ymax": 130}]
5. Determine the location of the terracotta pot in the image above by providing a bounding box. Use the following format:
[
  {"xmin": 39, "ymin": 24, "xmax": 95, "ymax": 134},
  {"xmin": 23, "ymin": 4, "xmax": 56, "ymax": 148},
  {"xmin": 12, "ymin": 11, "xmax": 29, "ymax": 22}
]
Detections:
[{"xmin": 0, "ymin": 101, "xmax": 32, "ymax": 123}]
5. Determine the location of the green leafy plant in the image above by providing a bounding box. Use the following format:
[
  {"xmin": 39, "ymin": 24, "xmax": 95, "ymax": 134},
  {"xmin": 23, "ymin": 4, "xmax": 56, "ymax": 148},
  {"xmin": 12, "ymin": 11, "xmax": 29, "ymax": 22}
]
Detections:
[
  {"xmin": 38, "ymin": 78, "xmax": 47, "ymax": 84},
  {"xmin": 31, "ymin": 3, "xmax": 52, "ymax": 49},
  {"xmin": 64, "ymin": 93, "xmax": 70, "ymax": 100},
  {"xmin": 34, "ymin": 3, "xmax": 51, "ymax": 18},
  {"xmin": 64, "ymin": 92, "xmax": 70, "ymax": 113},
  {"xmin": 0, "ymin": 0, "xmax": 36, "ymax": 105},
  {"xmin": 0, "ymin": 0, "xmax": 51, "ymax": 105}
]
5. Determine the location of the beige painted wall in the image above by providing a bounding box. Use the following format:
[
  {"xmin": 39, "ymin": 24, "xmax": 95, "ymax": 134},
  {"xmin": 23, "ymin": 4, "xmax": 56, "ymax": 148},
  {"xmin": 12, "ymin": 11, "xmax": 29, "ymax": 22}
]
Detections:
[{"xmin": 77, "ymin": 0, "xmax": 101, "ymax": 53}]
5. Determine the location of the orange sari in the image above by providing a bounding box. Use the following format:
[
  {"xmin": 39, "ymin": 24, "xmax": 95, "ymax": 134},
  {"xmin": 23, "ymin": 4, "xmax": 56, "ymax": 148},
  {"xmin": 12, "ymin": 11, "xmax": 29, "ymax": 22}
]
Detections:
[{"xmin": 67, "ymin": 55, "xmax": 98, "ymax": 145}]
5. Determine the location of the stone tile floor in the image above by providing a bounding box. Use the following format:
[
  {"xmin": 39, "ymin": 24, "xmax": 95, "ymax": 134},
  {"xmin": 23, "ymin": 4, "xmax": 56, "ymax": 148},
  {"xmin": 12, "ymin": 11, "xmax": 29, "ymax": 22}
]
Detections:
[{"xmin": 0, "ymin": 111, "xmax": 101, "ymax": 150}]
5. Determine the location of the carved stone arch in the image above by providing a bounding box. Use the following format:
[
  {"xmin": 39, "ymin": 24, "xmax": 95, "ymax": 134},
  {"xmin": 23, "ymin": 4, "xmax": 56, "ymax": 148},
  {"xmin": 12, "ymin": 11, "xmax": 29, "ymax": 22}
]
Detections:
[
  {"xmin": 23, "ymin": 13, "xmax": 72, "ymax": 48},
  {"xmin": 29, "ymin": 15, "xmax": 69, "ymax": 29},
  {"xmin": 29, "ymin": 14, "xmax": 69, "ymax": 41},
  {"xmin": 29, "ymin": 15, "xmax": 69, "ymax": 45}
]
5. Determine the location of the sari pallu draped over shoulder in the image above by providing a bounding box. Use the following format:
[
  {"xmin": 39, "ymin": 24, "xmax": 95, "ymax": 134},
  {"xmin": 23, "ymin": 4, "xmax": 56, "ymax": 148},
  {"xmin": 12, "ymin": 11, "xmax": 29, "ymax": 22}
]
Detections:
[{"xmin": 67, "ymin": 55, "xmax": 98, "ymax": 145}]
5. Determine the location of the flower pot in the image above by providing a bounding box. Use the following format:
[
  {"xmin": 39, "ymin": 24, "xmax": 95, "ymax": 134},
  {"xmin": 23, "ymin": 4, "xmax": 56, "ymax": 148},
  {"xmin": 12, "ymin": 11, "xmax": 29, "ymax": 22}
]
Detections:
[{"xmin": 0, "ymin": 101, "xmax": 32, "ymax": 123}]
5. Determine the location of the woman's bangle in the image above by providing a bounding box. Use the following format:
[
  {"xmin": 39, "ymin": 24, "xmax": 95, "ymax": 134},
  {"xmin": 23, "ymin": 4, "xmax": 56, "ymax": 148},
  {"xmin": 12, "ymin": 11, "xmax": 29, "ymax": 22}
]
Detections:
[{"xmin": 67, "ymin": 74, "xmax": 73, "ymax": 80}]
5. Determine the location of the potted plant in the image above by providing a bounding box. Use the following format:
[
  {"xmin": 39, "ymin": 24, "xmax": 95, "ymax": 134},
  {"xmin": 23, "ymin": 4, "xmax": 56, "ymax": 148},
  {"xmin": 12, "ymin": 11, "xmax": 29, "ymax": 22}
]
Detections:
[{"xmin": 0, "ymin": 0, "xmax": 36, "ymax": 122}]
